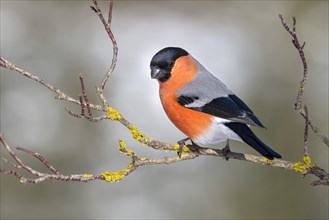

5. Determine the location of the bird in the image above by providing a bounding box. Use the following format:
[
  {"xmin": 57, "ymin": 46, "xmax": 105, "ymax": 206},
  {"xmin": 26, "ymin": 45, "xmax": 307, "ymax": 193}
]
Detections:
[{"xmin": 150, "ymin": 47, "xmax": 281, "ymax": 160}]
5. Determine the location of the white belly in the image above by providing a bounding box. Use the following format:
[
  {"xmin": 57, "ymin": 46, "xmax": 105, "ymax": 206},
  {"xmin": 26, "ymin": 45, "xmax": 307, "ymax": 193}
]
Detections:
[{"xmin": 193, "ymin": 117, "xmax": 242, "ymax": 145}]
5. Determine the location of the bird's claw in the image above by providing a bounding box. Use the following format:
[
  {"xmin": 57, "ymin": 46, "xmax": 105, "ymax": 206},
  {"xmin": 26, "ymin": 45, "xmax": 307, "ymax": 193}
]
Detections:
[
  {"xmin": 222, "ymin": 140, "xmax": 231, "ymax": 161},
  {"xmin": 177, "ymin": 138, "xmax": 200, "ymax": 157},
  {"xmin": 177, "ymin": 137, "xmax": 190, "ymax": 157},
  {"xmin": 189, "ymin": 141, "xmax": 201, "ymax": 152}
]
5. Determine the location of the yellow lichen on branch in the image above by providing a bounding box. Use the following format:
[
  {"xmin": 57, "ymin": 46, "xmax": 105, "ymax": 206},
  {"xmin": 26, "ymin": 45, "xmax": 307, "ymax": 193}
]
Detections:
[
  {"xmin": 294, "ymin": 155, "xmax": 316, "ymax": 174},
  {"xmin": 101, "ymin": 171, "xmax": 127, "ymax": 182},
  {"xmin": 107, "ymin": 107, "xmax": 121, "ymax": 120},
  {"xmin": 118, "ymin": 140, "xmax": 135, "ymax": 157},
  {"xmin": 128, "ymin": 125, "xmax": 151, "ymax": 145},
  {"xmin": 262, "ymin": 157, "xmax": 272, "ymax": 163},
  {"xmin": 173, "ymin": 143, "xmax": 190, "ymax": 154},
  {"xmin": 100, "ymin": 140, "xmax": 135, "ymax": 183},
  {"xmin": 83, "ymin": 173, "xmax": 93, "ymax": 178}
]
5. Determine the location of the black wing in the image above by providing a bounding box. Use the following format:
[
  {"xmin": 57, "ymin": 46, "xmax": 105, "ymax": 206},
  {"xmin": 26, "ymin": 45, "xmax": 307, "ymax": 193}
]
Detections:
[{"xmin": 177, "ymin": 94, "xmax": 265, "ymax": 127}]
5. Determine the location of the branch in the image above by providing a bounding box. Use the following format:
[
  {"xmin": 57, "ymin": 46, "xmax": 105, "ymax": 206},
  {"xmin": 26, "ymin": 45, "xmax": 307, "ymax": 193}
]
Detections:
[
  {"xmin": 279, "ymin": 14, "xmax": 329, "ymax": 148},
  {"xmin": 0, "ymin": 57, "xmax": 103, "ymax": 112},
  {"xmin": 0, "ymin": 1, "xmax": 328, "ymax": 186},
  {"xmin": 91, "ymin": 0, "xmax": 118, "ymax": 108},
  {"xmin": 1, "ymin": 130, "xmax": 328, "ymax": 185},
  {"xmin": 0, "ymin": 133, "xmax": 104, "ymax": 183},
  {"xmin": 65, "ymin": 74, "xmax": 108, "ymax": 122},
  {"xmin": 278, "ymin": 15, "xmax": 329, "ymax": 185}
]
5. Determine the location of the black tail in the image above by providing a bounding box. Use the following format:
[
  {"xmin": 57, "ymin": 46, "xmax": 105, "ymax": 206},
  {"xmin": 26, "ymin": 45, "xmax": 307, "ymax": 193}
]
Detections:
[{"xmin": 225, "ymin": 122, "xmax": 281, "ymax": 160}]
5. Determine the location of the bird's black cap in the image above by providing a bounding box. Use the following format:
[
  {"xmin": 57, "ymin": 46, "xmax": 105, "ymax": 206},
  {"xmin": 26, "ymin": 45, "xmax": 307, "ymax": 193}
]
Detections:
[{"xmin": 150, "ymin": 47, "xmax": 188, "ymax": 82}]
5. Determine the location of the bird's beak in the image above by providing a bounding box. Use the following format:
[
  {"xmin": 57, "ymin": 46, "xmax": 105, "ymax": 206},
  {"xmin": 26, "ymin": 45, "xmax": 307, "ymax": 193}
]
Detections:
[{"xmin": 151, "ymin": 66, "xmax": 165, "ymax": 79}]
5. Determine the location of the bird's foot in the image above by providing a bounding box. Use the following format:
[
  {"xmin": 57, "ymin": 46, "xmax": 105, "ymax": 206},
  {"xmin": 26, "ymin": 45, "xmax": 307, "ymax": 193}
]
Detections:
[
  {"xmin": 177, "ymin": 137, "xmax": 190, "ymax": 157},
  {"xmin": 221, "ymin": 140, "xmax": 231, "ymax": 161},
  {"xmin": 189, "ymin": 140, "xmax": 201, "ymax": 152},
  {"xmin": 177, "ymin": 137, "xmax": 190, "ymax": 146},
  {"xmin": 176, "ymin": 138, "xmax": 200, "ymax": 157}
]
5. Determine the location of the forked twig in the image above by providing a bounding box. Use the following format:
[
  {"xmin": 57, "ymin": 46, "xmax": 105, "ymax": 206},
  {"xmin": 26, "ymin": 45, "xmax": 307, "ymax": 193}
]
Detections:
[
  {"xmin": 16, "ymin": 146, "xmax": 60, "ymax": 175},
  {"xmin": 65, "ymin": 74, "xmax": 107, "ymax": 122},
  {"xmin": 279, "ymin": 14, "xmax": 329, "ymax": 148}
]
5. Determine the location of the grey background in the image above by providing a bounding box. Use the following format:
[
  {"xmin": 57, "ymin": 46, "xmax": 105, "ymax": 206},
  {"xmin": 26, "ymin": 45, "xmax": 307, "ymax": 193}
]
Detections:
[{"xmin": 1, "ymin": 1, "xmax": 328, "ymax": 219}]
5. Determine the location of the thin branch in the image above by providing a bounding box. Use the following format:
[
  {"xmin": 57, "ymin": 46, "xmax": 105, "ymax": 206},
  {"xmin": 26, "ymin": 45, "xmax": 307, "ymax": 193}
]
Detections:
[
  {"xmin": 0, "ymin": 133, "xmax": 105, "ymax": 184},
  {"xmin": 108, "ymin": 0, "xmax": 114, "ymax": 26},
  {"xmin": 1, "ymin": 132, "xmax": 328, "ymax": 185},
  {"xmin": 91, "ymin": 0, "xmax": 118, "ymax": 108},
  {"xmin": 0, "ymin": 57, "xmax": 5, "ymax": 67},
  {"xmin": 79, "ymin": 74, "xmax": 93, "ymax": 117},
  {"xmin": 279, "ymin": 14, "xmax": 307, "ymax": 110},
  {"xmin": 303, "ymin": 106, "xmax": 309, "ymax": 156},
  {"xmin": 65, "ymin": 107, "xmax": 84, "ymax": 119},
  {"xmin": 306, "ymin": 117, "xmax": 329, "ymax": 147},
  {"xmin": 79, "ymin": 95, "xmax": 85, "ymax": 116},
  {"xmin": 279, "ymin": 14, "xmax": 329, "ymax": 148},
  {"xmin": 0, "ymin": 134, "xmax": 43, "ymax": 177},
  {"xmin": 16, "ymin": 146, "xmax": 60, "ymax": 175},
  {"xmin": 64, "ymin": 74, "xmax": 108, "ymax": 122},
  {"xmin": 0, "ymin": 57, "xmax": 103, "ymax": 112}
]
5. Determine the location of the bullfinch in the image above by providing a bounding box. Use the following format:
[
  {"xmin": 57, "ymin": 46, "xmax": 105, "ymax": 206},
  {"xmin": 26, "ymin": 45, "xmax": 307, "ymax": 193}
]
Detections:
[{"xmin": 150, "ymin": 47, "xmax": 281, "ymax": 160}]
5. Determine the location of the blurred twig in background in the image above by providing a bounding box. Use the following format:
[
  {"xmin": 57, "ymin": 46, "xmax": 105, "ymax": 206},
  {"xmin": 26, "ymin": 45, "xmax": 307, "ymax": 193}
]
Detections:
[
  {"xmin": 279, "ymin": 14, "xmax": 329, "ymax": 150},
  {"xmin": 0, "ymin": 0, "xmax": 328, "ymax": 186}
]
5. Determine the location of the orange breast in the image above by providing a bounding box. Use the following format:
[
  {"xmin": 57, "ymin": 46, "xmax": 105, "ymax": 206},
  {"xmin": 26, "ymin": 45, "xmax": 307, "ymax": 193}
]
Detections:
[
  {"xmin": 159, "ymin": 55, "xmax": 212, "ymax": 140},
  {"xmin": 160, "ymin": 93, "xmax": 212, "ymax": 140}
]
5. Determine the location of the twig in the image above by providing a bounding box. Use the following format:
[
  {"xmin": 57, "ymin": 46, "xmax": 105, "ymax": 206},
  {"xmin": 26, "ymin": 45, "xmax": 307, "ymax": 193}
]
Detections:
[
  {"xmin": 303, "ymin": 106, "xmax": 309, "ymax": 156},
  {"xmin": 64, "ymin": 74, "xmax": 108, "ymax": 122},
  {"xmin": 91, "ymin": 0, "xmax": 118, "ymax": 108},
  {"xmin": 108, "ymin": 0, "xmax": 114, "ymax": 26},
  {"xmin": 0, "ymin": 133, "xmax": 43, "ymax": 177},
  {"xmin": 279, "ymin": 14, "xmax": 329, "ymax": 148},
  {"xmin": 79, "ymin": 95, "xmax": 85, "ymax": 116},
  {"xmin": 0, "ymin": 57, "xmax": 5, "ymax": 67},
  {"xmin": 16, "ymin": 146, "xmax": 60, "ymax": 175},
  {"xmin": 278, "ymin": 15, "xmax": 328, "ymax": 185},
  {"xmin": 0, "ymin": 57, "xmax": 103, "ymax": 112},
  {"xmin": 0, "ymin": 133, "xmax": 105, "ymax": 184},
  {"xmin": 79, "ymin": 74, "xmax": 93, "ymax": 117},
  {"xmin": 1, "ymin": 132, "xmax": 328, "ymax": 185}
]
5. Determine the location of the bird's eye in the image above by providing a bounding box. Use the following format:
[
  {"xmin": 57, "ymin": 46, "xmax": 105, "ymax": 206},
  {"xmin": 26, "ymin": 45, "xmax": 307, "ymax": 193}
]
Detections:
[{"xmin": 168, "ymin": 61, "xmax": 174, "ymax": 69}]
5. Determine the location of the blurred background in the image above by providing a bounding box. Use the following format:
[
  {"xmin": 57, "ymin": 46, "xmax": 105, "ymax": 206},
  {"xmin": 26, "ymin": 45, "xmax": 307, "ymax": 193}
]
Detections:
[{"xmin": 1, "ymin": 1, "xmax": 328, "ymax": 219}]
